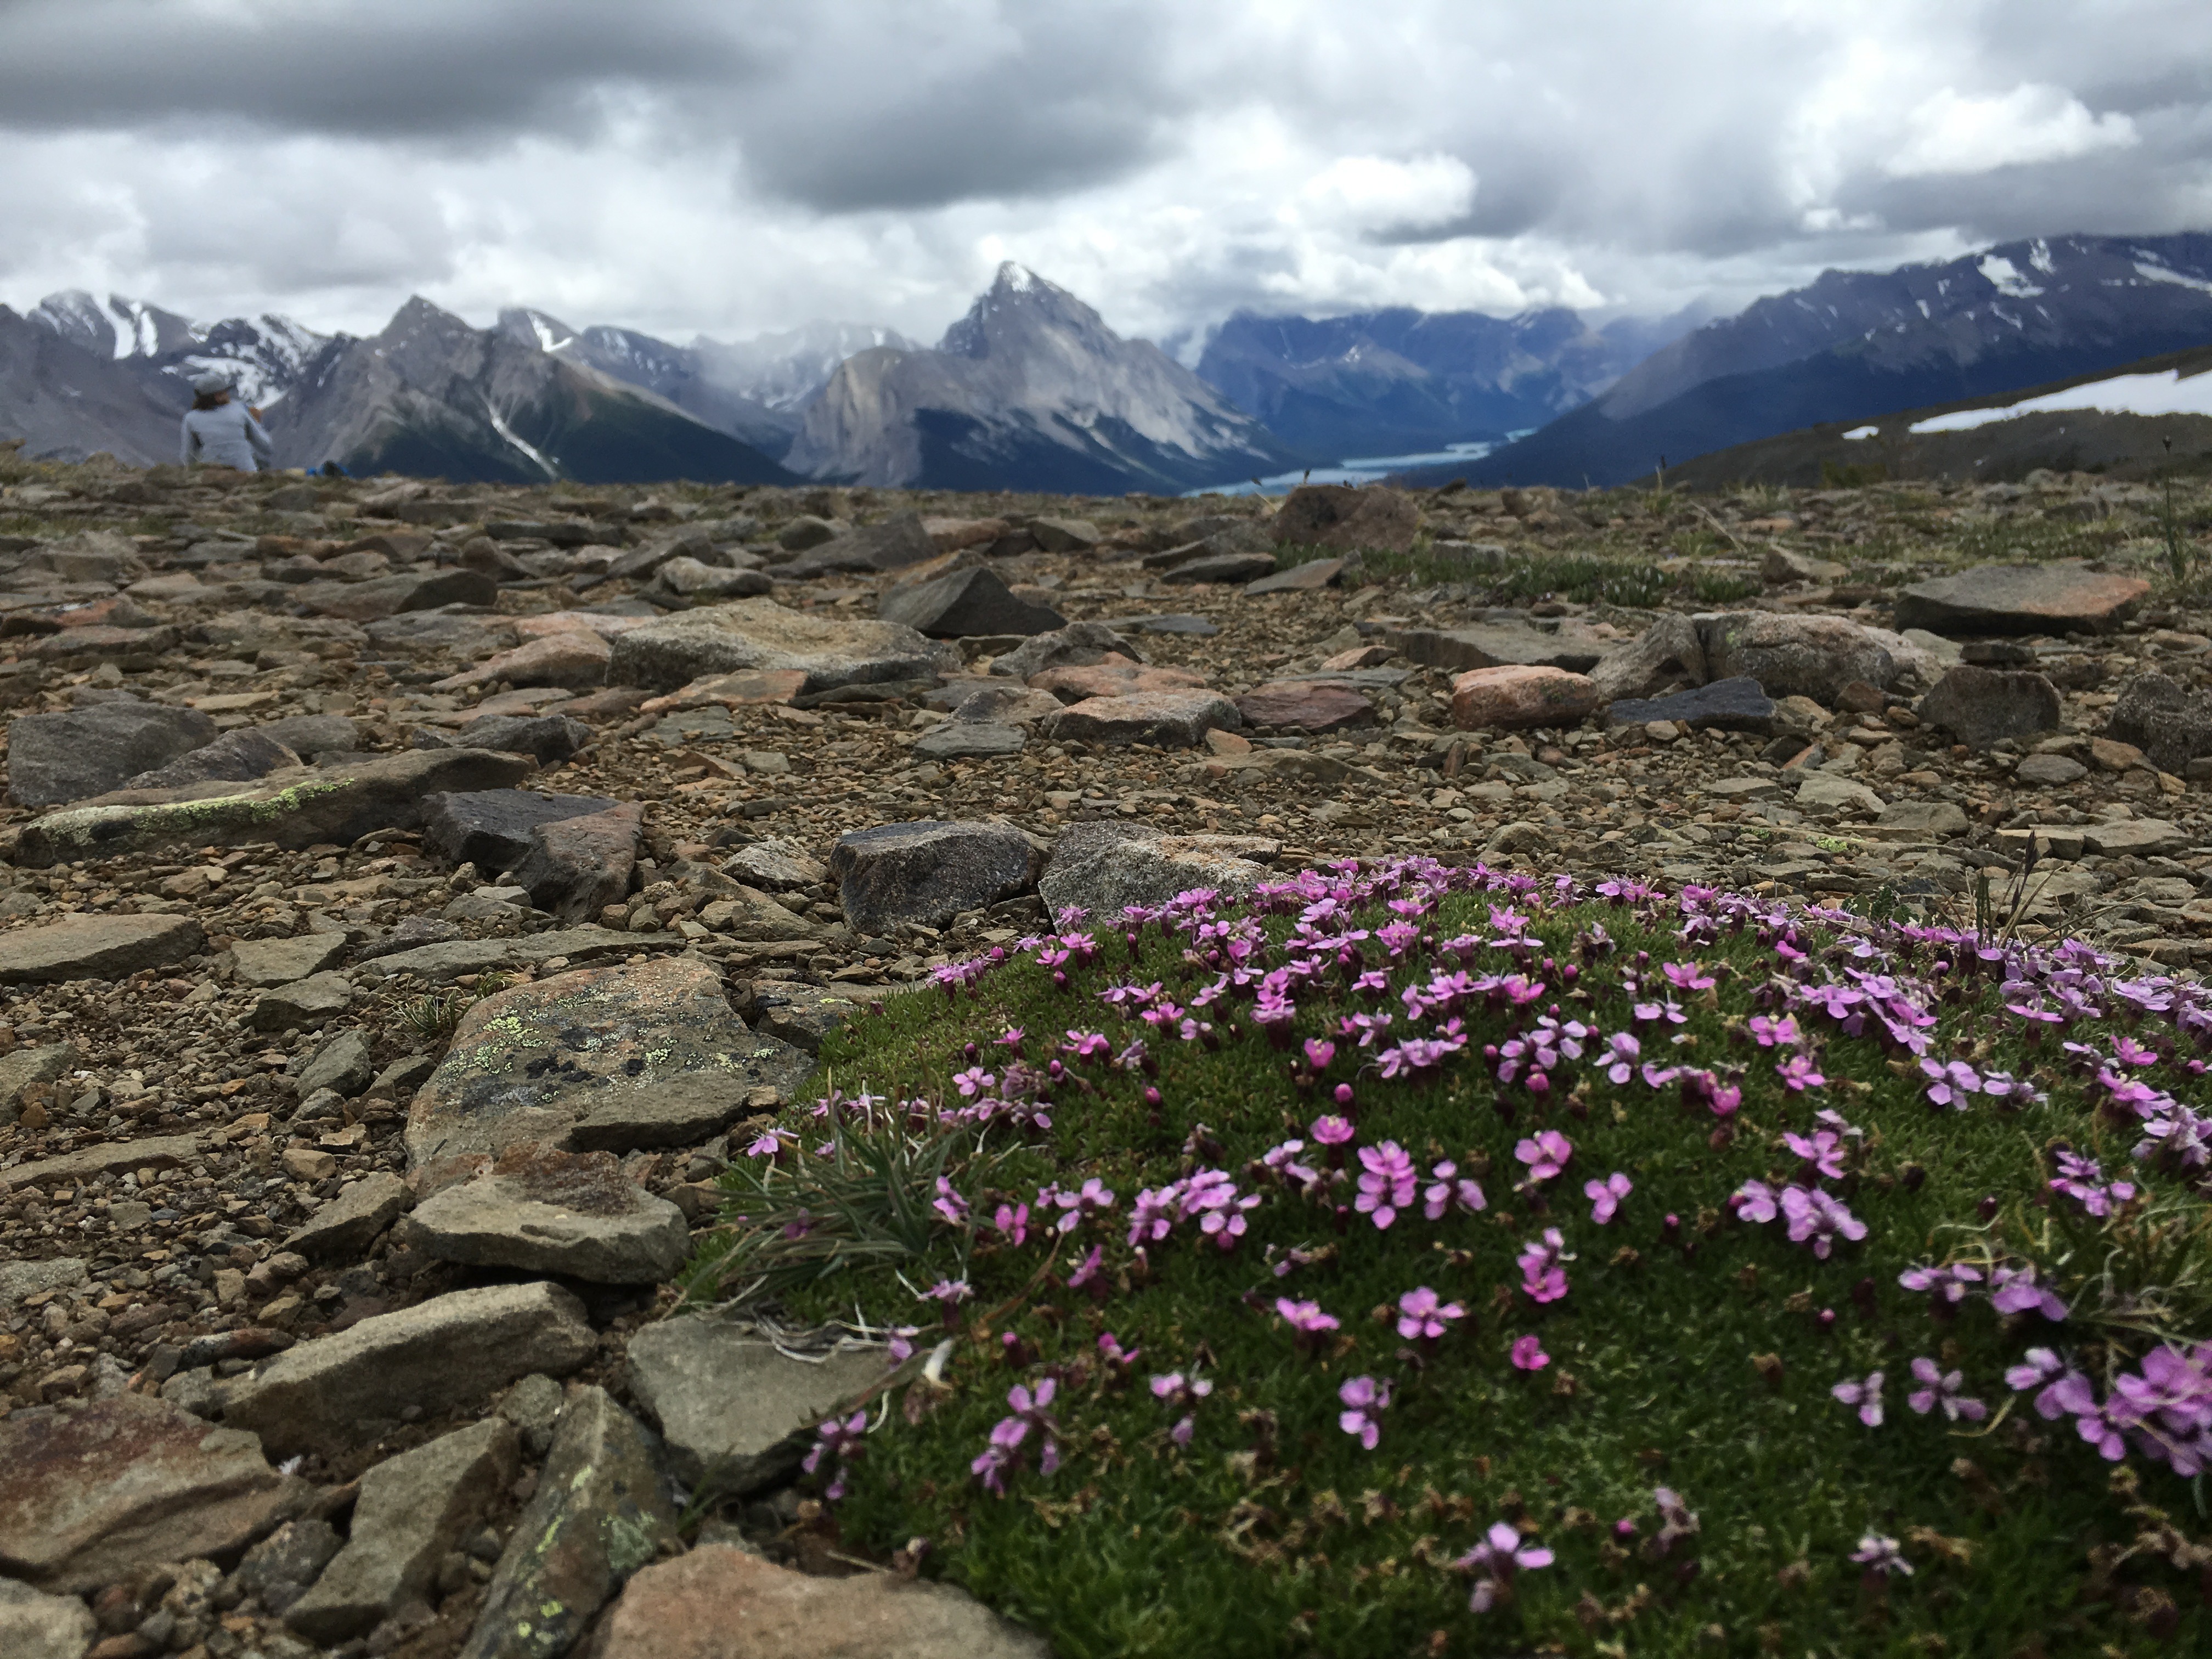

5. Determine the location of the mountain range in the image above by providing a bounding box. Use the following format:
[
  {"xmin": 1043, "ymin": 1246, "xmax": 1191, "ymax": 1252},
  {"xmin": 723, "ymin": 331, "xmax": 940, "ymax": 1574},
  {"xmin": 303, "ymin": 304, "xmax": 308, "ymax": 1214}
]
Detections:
[
  {"xmin": 1396, "ymin": 232, "xmax": 2212, "ymax": 489},
  {"xmin": 6, "ymin": 230, "xmax": 2212, "ymax": 493}
]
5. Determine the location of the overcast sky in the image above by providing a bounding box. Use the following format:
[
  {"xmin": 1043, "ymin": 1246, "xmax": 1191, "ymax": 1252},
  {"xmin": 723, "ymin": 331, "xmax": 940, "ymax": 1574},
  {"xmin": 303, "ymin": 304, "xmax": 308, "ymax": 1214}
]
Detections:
[{"xmin": 2, "ymin": 0, "xmax": 2207, "ymax": 354}]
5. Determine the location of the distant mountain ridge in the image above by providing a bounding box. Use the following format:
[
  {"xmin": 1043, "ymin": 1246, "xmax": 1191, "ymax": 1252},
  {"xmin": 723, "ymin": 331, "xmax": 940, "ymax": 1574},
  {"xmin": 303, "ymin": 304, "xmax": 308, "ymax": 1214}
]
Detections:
[
  {"xmin": 1194, "ymin": 305, "xmax": 1698, "ymax": 458},
  {"xmin": 1396, "ymin": 232, "xmax": 2212, "ymax": 489},
  {"xmin": 785, "ymin": 263, "xmax": 1297, "ymax": 492}
]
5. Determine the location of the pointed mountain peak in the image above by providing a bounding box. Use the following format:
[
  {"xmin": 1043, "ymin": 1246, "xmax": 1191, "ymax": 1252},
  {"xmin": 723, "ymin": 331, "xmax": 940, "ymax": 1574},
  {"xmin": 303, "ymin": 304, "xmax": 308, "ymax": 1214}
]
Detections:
[
  {"xmin": 496, "ymin": 307, "xmax": 581, "ymax": 354},
  {"xmin": 379, "ymin": 295, "xmax": 473, "ymax": 345},
  {"xmin": 941, "ymin": 264, "xmax": 1104, "ymax": 359}
]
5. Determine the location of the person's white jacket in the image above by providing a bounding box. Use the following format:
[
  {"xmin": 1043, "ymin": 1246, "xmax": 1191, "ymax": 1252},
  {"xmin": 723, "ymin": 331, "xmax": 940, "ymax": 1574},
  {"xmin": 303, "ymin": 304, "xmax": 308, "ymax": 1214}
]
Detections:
[{"xmin": 180, "ymin": 401, "xmax": 274, "ymax": 471}]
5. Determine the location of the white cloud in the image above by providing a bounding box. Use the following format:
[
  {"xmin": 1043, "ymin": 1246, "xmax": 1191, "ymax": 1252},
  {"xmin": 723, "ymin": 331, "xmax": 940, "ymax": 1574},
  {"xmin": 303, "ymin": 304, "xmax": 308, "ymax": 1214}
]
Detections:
[{"xmin": 1887, "ymin": 83, "xmax": 2139, "ymax": 176}]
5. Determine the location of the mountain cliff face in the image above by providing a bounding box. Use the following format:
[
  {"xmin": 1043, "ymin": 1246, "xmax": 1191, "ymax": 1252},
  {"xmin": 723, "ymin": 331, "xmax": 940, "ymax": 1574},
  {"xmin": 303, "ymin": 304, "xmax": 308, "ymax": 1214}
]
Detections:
[
  {"xmin": 269, "ymin": 298, "xmax": 795, "ymax": 485},
  {"xmin": 1195, "ymin": 306, "xmax": 1695, "ymax": 458},
  {"xmin": 1410, "ymin": 233, "xmax": 2212, "ymax": 488},
  {"xmin": 785, "ymin": 264, "xmax": 1296, "ymax": 492},
  {"xmin": 691, "ymin": 321, "xmax": 920, "ymax": 415}
]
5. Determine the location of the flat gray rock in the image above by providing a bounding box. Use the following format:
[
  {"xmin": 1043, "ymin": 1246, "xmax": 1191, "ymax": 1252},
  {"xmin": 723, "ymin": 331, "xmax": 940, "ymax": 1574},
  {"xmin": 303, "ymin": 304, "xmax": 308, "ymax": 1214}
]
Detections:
[
  {"xmin": 1894, "ymin": 561, "xmax": 2151, "ymax": 635},
  {"xmin": 719, "ymin": 836, "xmax": 827, "ymax": 891},
  {"xmin": 607, "ymin": 596, "xmax": 957, "ymax": 695},
  {"xmin": 403, "ymin": 1147, "xmax": 691, "ymax": 1283},
  {"xmin": 829, "ymin": 819, "xmax": 1040, "ymax": 935},
  {"xmin": 121, "ymin": 727, "xmax": 300, "ymax": 792},
  {"xmin": 404, "ymin": 958, "xmax": 810, "ymax": 1170},
  {"xmin": 251, "ymin": 970, "xmax": 352, "ymax": 1031},
  {"xmin": 422, "ymin": 788, "xmax": 621, "ymax": 872},
  {"xmin": 1039, "ymin": 825, "xmax": 1279, "ymax": 924},
  {"xmin": 1043, "ymin": 690, "xmax": 1241, "ymax": 748},
  {"xmin": 286, "ymin": 1172, "xmax": 414, "ymax": 1260},
  {"xmin": 220, "ymin": 1282, "xmax": 596, "ymax": 1457},
  {"xmin": 776, "ymin": 510, "xmax": 939, "ymax": 577},
  {"xmin": 4, "ymin": 701, "xmax": 218, "ymax": 807},
  {"xmin": 626, "ymin": 1317, "xmax": 887, "ymax": 1490},
  {"xmin": 231, "ymin": 933, "xmax": 348, "ymax": 988},
  {"xmin": 879, "ymin": 566, "xmax": 1064, "ymax": 638},
  {"xmin": 0, "ymin": 912, "xmax": 205, "ymax": 983},
  {"xmin": 1606, "ymin": 676, "xmax": 1776, "ymax": 732},
  {"xmin": 1386, "ymin": 620, "xmax": 1611, "ymax": 674},
  {"xmin": 913, "ymin": 720, "xmax": 1026, "ymax": 759}
]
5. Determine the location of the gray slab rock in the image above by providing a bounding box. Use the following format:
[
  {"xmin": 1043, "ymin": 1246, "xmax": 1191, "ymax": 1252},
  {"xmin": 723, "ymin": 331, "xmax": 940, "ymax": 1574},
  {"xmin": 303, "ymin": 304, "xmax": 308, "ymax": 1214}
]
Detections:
[
  {"xmin": 510, "ymin": 801, "xmax": 642, "ymax": 923},
  {"xmin": 913, "ymin": 720, "xmax": 1026, "ymax": 759},
  {"xmin": 1796, "ymin": 774, "xmax": 1886, "ymax": 816},
  {"xmin": 1040, "ymin": 824, "xmax": 1280, "ymax": 924},
  {"xmin": 1386, "ymin": 620, "xmax": 1611, "ymax": 675},
  {"xmin": 403, "ymin": 1147, "xmax": 691, "ymax": 1283},
  {"xmin": 608, "ymin": 597, "xmax": 957, "ymax": 694},
  {"xmin": 1606, "ymin": 676, "xmax": 1776, "ymax": 732},
  {"xmin": 719, "ymin": 836, "xmax": 826, "ymax": 891},
  {"xmin": 1894, "ymin": 561, "xmax": 2151, "ymax": 635},
  {"xmin": 1043, "ymin": 690, "xmax": 1242, "ymax": 748},
  {"xmin": 0, "ymin": 1393, "xmax": 312, "ymax": 1592},
  {"xmin": 295, "ymin": 568, "xmax": 500, "ymax": 622},
  {"xmin": 257, "ymin": 713, "xmax": 360, "ymax": 755},
  {"xmin": 4, "ymin": 701, "xmax": 218, "ymax": 807},
  {"xmin": 285, "ymin": 1418, "xmax": 520, "ymax": 1644},
  {"xmin": 0, "ymin": 1576, "xmax": 100, "ymax": 1659},
  {"xmin": 0, "ymin": 1256, "xmax": 87, "ymax": 1307},
  {"xmin": 404, "ymin": 958, "xmax": 811, "ymax": 1170},
  {"xmin": 830, "ymin": 820, "xmax": 1040, "ymax": 935},
  {"xmin": 232, "ymin": 933, "xmax": 348, "ymax": 988},
  {"xmin": 219, "ymin": 1281, "xmax": 596, "ymax": 1457},
  {"xmin": 356, "ymin": 924, "xmax": 672, "ymax": 984},
  {"xmin": 1916, "ymin": 666, "xmax": 2063, "ymax": 751},
  {"xmin": 1874, "ymin": 800, "xmax": 1973, "ymax": 837},
  {"xmin": 423, "ymin": 789, "xmax": 623, "ymax": 873},
  {"xmin": 776, "ymin": 510, "xmax": 938, "ymax": 577},
  {"xmin": 879, "ymin": 566, "xmax": 1065, "ymax": 638},
  {"xmin": 454, "ymin": 713, "xmax": 592, "ymax": 767},
  {"xmin": 251, "ymin": 970, "xmax": 351, "ymax": 1031},
  {"xmin": 0, "ymin": 1131, "xmax": 207, "ymax": 1192},
  {"xmin": 12, "ymin": 747, "xmax": 537, "ymax": 868},
  {"xmin": 460, "ymin": 1387, "xmax": 676, "ymax": 1659},
  {"xmin": 122, "ymin": 727, "xmax": 300, "ymax": 792},
  {"xmin": 985, "ymin": 620, "xmax": 1146, "ymax": 679},
  {"xmin": 286, "ymin": 1172, "xmax": 414, "ymax": 1260},
  {"xmin": 598, "ymin": 1544, "xmax": 1050, "ymax": 1659},
  {"xmin": 627, "ymin": 1317, "xmax": 887, "ymax": 1490},
  {"xmin": 0, "ymin": 912, "xmax": 205, "ymax": 984},
  {"xmin": 297, "ymin": 1030, "xmax": 375, "ymax": 1099},
  {"xmin": 232, "ymin": 1516, "xmax": 342, "ymax": 1614}
]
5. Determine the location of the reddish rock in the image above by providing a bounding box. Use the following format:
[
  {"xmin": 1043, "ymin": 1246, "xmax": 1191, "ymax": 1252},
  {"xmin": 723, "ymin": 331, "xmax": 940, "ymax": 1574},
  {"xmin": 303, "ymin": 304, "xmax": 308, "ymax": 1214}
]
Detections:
[
  {"xmin": 1320, "ymin": 644, "xmax": 1394, "ymax": 670},
  {"xmin": 597, "ymin": 1544, "xmax": 1048, "ymax": 1659},
  {"xmin": 1894, "ymin": 562, "xmax": 2151, "ymax": 635},
  {"xmin": 0, "ymin": 1395, "xmax": 311, "ymax": 1592},
  {"xmin": 1233, "ymin": 681, "xmax": 1376, "ymax": 731},
  {"xmin": 1028, "ymin": 657, "xmax": 1208, "ymax": 703},
  {"xmin": 435, "ymin": 631, "xmax": 611, "ymax": 692},
  {"xmin": 640, "ymin": 669, "xmax": 810, "ymax": 713},
  {"xmin": 1450, "ymin": 665, "xmax": 1601, "ymax": 731}
]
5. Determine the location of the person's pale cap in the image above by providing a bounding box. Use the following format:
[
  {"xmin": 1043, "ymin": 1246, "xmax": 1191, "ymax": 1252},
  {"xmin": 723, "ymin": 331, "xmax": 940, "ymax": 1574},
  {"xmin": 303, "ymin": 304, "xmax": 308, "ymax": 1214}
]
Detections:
[{"xmin": 190, "ymin": 372, "xmax": 231, "ymax": 394}]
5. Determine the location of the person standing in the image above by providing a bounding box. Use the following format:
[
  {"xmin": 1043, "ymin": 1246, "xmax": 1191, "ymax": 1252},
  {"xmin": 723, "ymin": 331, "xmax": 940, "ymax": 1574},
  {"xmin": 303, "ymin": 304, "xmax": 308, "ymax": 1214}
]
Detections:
[{"xmin": 179, "ymin": 373, "xmax": 274, "ymax": 472}]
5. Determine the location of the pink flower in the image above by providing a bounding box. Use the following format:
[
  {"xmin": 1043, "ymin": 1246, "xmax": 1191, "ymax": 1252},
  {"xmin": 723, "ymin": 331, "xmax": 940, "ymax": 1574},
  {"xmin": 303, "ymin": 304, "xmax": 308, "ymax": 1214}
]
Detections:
[
  {"xmin": 1424, "ymin": 1159, "xmax": 1486, "ymax": 1220},
  {"xmin": 1509, "ymin": 1335, "xmax": 1550, "ymax": 1371},
  {"xmin": 1516, "ymin": 1229, "xmax": 1572, "ymax": 1302},
  {"xmin": 1396, "ymin": 1286, "xmax": 1466, "ymax": 1341},
  {"xmin": 1355, "ymin": 1140, "xmax": 1418, "ymax": 1229},
  {"xmin": 1780, "ymin": 1187, "xmax": 1867, "ymax": 1259},
  {"xmin": 1584, "ymin": 1171, "xmax": 1632, "ymax": 1224},
  {"xmin": 1730, "ymin": 1179, "xmax": 1779, "ymax": 1224},
  {"xmin": 1831, "ymin": 1370, "xmax": 1884, "ymax": 1427},
  {"xmin": 1310, "ymin": 1113, "xmax": 1356, "ymax": 1146},
  {"xmin": 1514, "ymin": 1129, "xmax": 1573, "ymax": 1183},
  {"xmin": 1338, "ymin": 1374, "xmax": 1391, "ymax": 1449},
  {"xmin": 1906, "ymin": 1357, "xmax": 1987, "ymax": 1423},
  {"xmin": 1458, "ymin": 1520, "xmax": 1554, "ymax": 1612},
  {"xmin": 1275, "ymin": 1297, "xmax": 1340, "ymax": 1335}
]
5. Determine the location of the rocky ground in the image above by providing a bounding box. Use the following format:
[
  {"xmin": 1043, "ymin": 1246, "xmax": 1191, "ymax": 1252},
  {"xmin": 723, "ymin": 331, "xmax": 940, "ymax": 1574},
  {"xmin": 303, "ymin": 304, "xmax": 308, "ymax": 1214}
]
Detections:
[{"xmin": 0, "ymin": 446, "xmax": 2208, "ymax": 1659}]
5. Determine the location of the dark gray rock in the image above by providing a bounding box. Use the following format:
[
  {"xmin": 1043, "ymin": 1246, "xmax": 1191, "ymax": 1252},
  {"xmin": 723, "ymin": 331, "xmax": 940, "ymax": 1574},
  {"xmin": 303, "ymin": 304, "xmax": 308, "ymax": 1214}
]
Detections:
[
  {"xmin": 1606, "ymin": 676, "xmax": 1778, "ymax": 732},
  {"xmin": 1916, "ymin": 667, "xmax": 2063, "ymax": 751},
  {"xmin": 777, "ymin": 510, "xmax": 939, "ymax": 577},
  {"xmin": 4, "ymin": 702, "xmax": 218, "ymax": 806},
  {"xmin": 297, "ymin": 1030, "xmax": 375, "ymax": 1100},
  {"xmin": 510, "ymin": 802, "xmax": 641, "ymax": 922},
  {"xmin": 453, "ymin": 713, "xmax": 592, "ymax": 766},
  {"xmin": 233, "ymin": 1517, "xmax": 342, "ymax": 1614},
  {"xmin": 2104, "ymin": 672, "xmax": 2212, "ymax": 774},
  {"xmin": 459, "ymin": 1388, "xmax": 675, "ymax": 1659},
  {"xmin": 830, "ymin": 820, "xmax": 1041, "ymax": 935},
  {"xmin": 1894, "ymin": 562, "xmax": 2151, "ymax": 635},
  {"xmin": 1160, "ymin": 550, "xmax": 1277, "ymax": 584},
  {"xmin": 422, "ymin": 788, "xmax": 622, "ymax": 873},
  {"xmin": 1042, "ymin": 690, "xmax": 1241, "ymax": 747},
  {"xmin": 986, "ymin": 621, "xmax": 1145, "ymax": 680},
  {"xmin": 285, "ymin": 1172, "xmax": 414, "ymax": 1260},
  {"xmin": 121, "ymin": 728, "xmax": 301, "ymax": 792},
  {"xmin": 285, "ymin": 1419, "xmax": 518, "ymax": 1644},
  {"xmin": 296, "ymin": 568, "xmax": 500, "ymax": 622},
  {"xmin": 913, "ymin": 720, "xmax": 1026, "ymax": 759},
  {"xmin": 879, "ymin": 567, "xmax": 1066, "ymax": 637}
]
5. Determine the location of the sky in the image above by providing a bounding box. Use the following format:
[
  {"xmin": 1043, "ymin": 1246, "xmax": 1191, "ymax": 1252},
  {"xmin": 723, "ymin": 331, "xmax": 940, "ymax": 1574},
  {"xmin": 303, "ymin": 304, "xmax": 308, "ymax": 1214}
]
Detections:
[{"xmin": 1, "ymin": 0, "xmax": 2207, "ymax": 356}]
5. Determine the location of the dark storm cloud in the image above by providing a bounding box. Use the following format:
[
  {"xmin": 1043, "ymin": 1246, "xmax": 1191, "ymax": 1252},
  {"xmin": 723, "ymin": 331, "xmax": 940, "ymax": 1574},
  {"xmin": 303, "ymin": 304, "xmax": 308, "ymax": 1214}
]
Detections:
[{"xmin": 0, "ymin": 0, "xmax": 750, "ymax": 140}]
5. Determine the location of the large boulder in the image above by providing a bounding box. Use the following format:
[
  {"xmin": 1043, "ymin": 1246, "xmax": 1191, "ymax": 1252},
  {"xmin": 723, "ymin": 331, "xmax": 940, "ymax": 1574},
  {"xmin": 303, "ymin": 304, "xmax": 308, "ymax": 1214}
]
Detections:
[
  {"xmin": 829, "ymin": 820, "xmax": 1040, "ymax": 935},
  {"xmin": 1271, "ymin": 484, "xmax": 1420, "ymax": 553},
  {"xmin": 2104, "ymin": 672, "xmax": 2212, "ymax": 774},
  {"xmin": 879, "ymin": 566, "xmax": 1066, "ymax": 638},
  {"xmin": 1894, "ymin": 562, "xmax": 2150, "ymax": 635},
  {"xmin": 11, "ymin": 747, "xmax": 537, "ymax": 868},
  {"xmin": 1916, "ymin": 667, "xmax": 2063, "ymax": 751},
  {"xmin": 404, "ymin": 958, "xmax": 811, "ymax": 1169},
  {"xmin": 4, "ymin": 702, "xmax": 218, "ymax": 806},
  {"xmin": 607, "ymin": 597, "xmax": 957, "ymax": 693},
  {"xmin": 1696, "ymin": 613, "xmax": 1895, "ymax": 705},
  {"xmin": 0, "ymin": 1394, "xmax": 312, "ymax": 1592}
]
